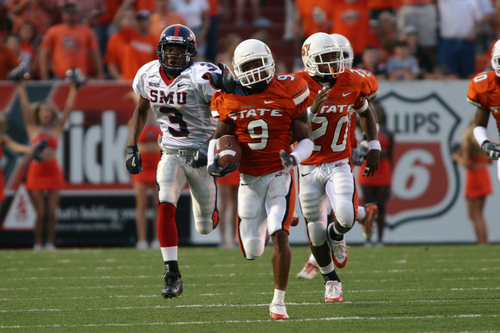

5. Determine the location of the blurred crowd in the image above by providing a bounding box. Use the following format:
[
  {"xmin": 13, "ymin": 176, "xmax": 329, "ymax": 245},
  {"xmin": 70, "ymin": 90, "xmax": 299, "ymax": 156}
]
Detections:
[{"xmin": 1, "ymin": 0, "xmax": 500, "ymax": 82}]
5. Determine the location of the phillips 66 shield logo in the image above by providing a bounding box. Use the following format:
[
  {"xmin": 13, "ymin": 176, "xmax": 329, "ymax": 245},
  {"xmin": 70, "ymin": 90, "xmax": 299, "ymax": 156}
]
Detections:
[{"xmin": 377, "ymin": 91, "xmax": 461, "ymax": 228}]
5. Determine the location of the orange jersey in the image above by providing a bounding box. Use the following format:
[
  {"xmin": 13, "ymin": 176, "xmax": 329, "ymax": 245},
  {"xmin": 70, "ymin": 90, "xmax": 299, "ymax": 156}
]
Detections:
[
  {"xmin": 211, "ymin": 76, "xmax": 309, "ymax": 177},
  {"xmin": 40, "ymin": 23, "xmax": 99, "ymax": 78},
  {"xmin": 294, "ymin": 70, "xmax": 374, "ymax": 165},
  {"xmin": 330, "ymin": 0, "xmax": 375, "ymax": 55},
  {"xmin": 295, "ymin": 0, "xmax": 332, "ymax": 38},
  {"xmin": 467, "ymin": 71, "xmax": 500, "ymax": 143}
]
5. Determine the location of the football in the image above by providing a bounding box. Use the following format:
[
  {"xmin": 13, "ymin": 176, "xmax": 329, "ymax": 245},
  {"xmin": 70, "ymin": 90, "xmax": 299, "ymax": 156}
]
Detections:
[{"xmin": 215, "ymin": 135, "xmax": 242, "ymax": 168}]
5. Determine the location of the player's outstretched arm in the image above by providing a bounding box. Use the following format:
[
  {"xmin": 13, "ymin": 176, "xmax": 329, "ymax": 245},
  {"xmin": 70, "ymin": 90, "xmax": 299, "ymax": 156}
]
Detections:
[
  {"xmin": 203, "ymin": 62, "xmax": 236, "ymax": 93},
  {"xmin": 357, "ymin": 101, "xmax": 380, "ymax": 177}
]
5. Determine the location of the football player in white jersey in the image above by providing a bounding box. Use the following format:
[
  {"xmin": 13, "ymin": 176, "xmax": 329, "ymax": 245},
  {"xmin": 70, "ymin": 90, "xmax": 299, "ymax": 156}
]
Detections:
[{"xmin": 126, "ymin": 24, "xmax": 221, "ymax": 299}]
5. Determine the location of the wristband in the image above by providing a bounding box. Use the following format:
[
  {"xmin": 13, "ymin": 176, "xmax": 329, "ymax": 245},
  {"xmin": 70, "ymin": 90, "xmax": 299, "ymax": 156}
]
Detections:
[
  {"xmin": 473, "ymin": 126, "xmax": 489, "ymax": 147},
  {"xmin": 207, "ymin": 139, "xmax": 217, "ymax": 166},
  {"xmin": 290, "ymin": 138, "xmax": 314, "ymax": 164},
  {"xmin": 368, "ymin": 140, "xmax": 381, "ymax": 151}
]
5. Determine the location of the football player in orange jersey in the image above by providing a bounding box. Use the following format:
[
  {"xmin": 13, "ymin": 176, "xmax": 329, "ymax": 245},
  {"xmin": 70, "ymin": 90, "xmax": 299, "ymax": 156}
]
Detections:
[
  {"xmin": 468, "ymin": 39, "xmax": 500, "ymax": 162},
  {"xmin": 297, "ymin": 33, "xmax": 380, "ymax": 280},
  {"xmin": 293, "ymin": 32, "xmax": 380, "ymax": 302},
  {"xmin": 207, "ymin": 39, "xmax": 313, "ymax": 320}
]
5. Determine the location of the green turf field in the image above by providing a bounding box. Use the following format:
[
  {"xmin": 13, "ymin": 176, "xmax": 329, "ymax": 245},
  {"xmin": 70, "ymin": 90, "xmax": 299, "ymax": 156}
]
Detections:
[{"xmin": 1, "ymin": 244, "xmax": 499, "ymax": 332}]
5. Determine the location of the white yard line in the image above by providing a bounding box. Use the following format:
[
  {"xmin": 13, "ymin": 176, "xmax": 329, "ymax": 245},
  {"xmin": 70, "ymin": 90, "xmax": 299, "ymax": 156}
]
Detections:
[{"xmin": 0, "ymin": 314, "xmax": 499, "ymax": 330}]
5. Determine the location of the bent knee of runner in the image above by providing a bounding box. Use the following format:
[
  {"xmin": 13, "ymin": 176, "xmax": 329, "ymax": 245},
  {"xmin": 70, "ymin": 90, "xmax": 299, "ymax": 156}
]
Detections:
[
  {"xmin": 195, "ymin": 221, "xmax": 214, "ymax": 235},
  {"xmin": 335, "ymin": 201, "xmax": 355, "ymax": 229},
  {"xmin": 243, "ymin": 238, "xmax": 265, "ymax": 260},
  {"xmin": 307, "ymin": 221, "xmax": 327, "ymax": 246}
]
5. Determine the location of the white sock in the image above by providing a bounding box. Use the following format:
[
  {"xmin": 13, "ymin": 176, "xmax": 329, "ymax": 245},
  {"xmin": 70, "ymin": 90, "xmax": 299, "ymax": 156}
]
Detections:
[
  {"xmin": 319, "ymin": 261, "xmax": 335, "ymax": 275},
  {"xmin": 160, "ymin": 246, "xmax": 178, "ymax": 262},
  {"xmin": 357, "ymin": 206, "xmax": 366, "ymax": 221},
  {"xmin": 272, "ymin": 289, "xmax": 286, "ymax": 304},
  {"xmin": 333, "ymin": 224, "xmax": 345, "ymax": 236}
]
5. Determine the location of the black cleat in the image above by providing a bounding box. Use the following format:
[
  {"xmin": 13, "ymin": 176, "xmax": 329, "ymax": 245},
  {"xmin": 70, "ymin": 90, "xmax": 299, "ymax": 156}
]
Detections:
[{"xmin": 162, "ymin": 271, "xmax": 183, "ymax": 299}]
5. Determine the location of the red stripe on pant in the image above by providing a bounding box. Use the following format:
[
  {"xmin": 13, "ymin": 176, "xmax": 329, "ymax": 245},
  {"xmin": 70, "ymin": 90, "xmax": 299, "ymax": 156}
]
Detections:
[{"xmin": 158, "ymin": 202, "xmax": 177, "ymax": 247}]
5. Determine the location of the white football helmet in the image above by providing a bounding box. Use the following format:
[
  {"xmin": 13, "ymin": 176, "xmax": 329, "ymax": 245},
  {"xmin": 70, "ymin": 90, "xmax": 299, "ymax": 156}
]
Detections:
[
  {"xmin": 302, "ymin": 32, "xmax": 344, "ymax": 78},
  {"xmin": 331, "ymin": 33, "xmax": 354, "ymax": 69},
  {"xmin": 232, "ymin": 39, "xmax": 275, "ymax": 87},
  {"xmin": 491, "ymin": 39, "xmax": 500, "ymax": 77}
]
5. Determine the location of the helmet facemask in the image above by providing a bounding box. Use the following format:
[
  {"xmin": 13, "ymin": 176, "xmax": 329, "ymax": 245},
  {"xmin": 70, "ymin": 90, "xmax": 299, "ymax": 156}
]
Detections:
[
  {"xmin": 307, "ymin": 49, "xmax": 344, "ymax": 79},
  {"xmin": 234, "ymin": 57, "xmax": 275, "ymax": 88}
]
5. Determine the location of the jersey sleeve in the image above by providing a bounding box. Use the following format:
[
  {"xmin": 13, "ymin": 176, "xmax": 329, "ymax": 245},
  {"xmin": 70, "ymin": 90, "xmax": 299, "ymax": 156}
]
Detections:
[
  {"xmin": 210, "ymin": 92, "xmax": 228, "ymax": 120},
  {"xmin": 132, "ymin": 64, "xmax": 149, "ymax": 100},
  {"xmin": 289, "ymin": 77, "xmax": 310, "ymax": 119},
  {"xmin": 467, "ymin": 77, "xmax": 485, "ymax": 109},
  {"xmin": 361, "ymin": 69, "xmax": 379, "ymax": 100},
  {"xmin": 356, "ymin": 73, "xmax": 374, "ymax": 106}
]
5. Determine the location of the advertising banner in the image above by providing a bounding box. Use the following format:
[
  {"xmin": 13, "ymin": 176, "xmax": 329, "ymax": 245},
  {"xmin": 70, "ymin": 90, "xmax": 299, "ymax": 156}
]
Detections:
[{"xmin": 1, "ymin": 81, "xmax": 499, "ymax": 247}]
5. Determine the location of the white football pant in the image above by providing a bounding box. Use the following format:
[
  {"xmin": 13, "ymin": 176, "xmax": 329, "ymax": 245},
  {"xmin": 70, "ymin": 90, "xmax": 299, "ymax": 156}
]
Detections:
[
  {"xmin": 237, "ymin": 170, "xmax": 295, "ymax": 260},
  {"xmin": 156, "ymin": 153, "xmax": 218, "ymax": 235},
  {"xmin": 298, "ymin": 158, "xmax": 358, "ymax": 246}
]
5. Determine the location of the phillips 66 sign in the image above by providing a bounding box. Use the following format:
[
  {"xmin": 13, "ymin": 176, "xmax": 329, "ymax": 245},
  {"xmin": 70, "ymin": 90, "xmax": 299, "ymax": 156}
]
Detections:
[{"xmin": 378, "ymin": 91, "xmax": 461, "ymax": 226}]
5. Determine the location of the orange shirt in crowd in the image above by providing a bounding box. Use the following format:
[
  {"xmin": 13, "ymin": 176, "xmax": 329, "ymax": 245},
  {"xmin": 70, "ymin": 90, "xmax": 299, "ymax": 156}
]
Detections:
[
  {"xmin": 6, "ymin": 0, "xmax": 54, "ymax": 35},
  {"xmin": 148, "ymin": 11, "xmax": 187, "ymax": 38},
  {"xmin": 40, "ymin": 23, "xmax": 99, "ymax": 78},
  {"xmin": 330, "ymin": 0, "xmax": 375, "ymax": 56},
  {"xmin": 105, "ymin": 26, "xmax": 157, "ymax": 81},
  {"xmin": 0, "ymin": 44, "xmax": 20, "ymax": 80},
  {"xmin": 295, "ymin": 0, "xmax": 332, "ymax": 38}
]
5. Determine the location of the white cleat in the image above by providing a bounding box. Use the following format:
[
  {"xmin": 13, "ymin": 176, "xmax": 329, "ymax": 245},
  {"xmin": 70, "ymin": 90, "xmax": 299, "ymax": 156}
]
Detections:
[
  {"xmin": 296, "ymin": 261, "xmax": 319, "ymax": 279},
  {"xmin": 269, "ymin": 302, "xmax": 289, "ymax": 320},
  {"xmin": 325, "ymin": 280, "xmax": 343, "ymax": 302}
]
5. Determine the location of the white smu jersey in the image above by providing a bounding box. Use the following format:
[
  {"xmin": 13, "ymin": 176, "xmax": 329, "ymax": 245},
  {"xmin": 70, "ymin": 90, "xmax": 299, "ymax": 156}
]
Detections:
[{"xmin": 133, "ymin": 61, "xmax": 221, "ymax": 149}]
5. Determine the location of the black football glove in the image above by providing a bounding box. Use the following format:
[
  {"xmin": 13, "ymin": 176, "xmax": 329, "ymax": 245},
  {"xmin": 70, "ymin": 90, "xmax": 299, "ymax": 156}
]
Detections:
[
  {"xmin": 190, "ymin": 143, "xmax": 208, "ymax": 168},
  {"xmin": 481, "ymin": 141, "xmax": 500, "ymax": 160},
  {"xmin": 65, "ymin": 68, "xmax": 87, "ymax": 88},
  {"xmin": 32, "ymin": 138, "xmax": 48, "ymax": 162},
  {"xmin": 126, "ymin": 145, "xmax": 143, "ymax": 174},
  {"xmin": 280, "ymin": 149, "xmax": 297, "ymax": 171},
  {"xmin": 202, "ymin": 62, "xmax": 236, "ymax": 93},
  {"xmin": 208, "ymin": 156, "xmax": 238, "ymax": 177}
]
